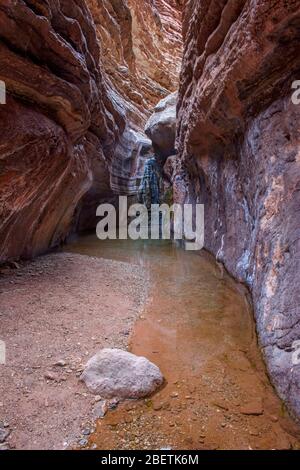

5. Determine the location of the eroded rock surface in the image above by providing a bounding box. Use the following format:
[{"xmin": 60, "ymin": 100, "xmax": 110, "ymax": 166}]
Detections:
[
  {"xmin": 85, "ymin": 0, "xmax": 183, "ymax": 195},
  {"xmin": 81, "ymin": 349, "xmax": 164, "ymax": 399},
  {"xmin": 145, "ymin": 92, "xmax": 177, "ymax": 160},
  {"xmin": 0, "ymin": 0, "xmax": 183, "ymax": 261},
  {"xmin": 0, "ymin": 0, "xmax": 123, "ymax": 262},
  {"xmin": 173, "ymin": 0, "xmax": 300, "ymax": 418}
]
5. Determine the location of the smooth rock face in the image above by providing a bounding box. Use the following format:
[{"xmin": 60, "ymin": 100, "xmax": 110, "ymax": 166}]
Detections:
[
  {"xmin": 175, "ymin": 0, "xmax": 300, "ymax": 418},
  {"xmin": 145, "ymin": 92, "xmax": 177, "ymax": 159},
  {"xmin": 81, "ymin": 349, "xmax": 164, "ymax": 399}
]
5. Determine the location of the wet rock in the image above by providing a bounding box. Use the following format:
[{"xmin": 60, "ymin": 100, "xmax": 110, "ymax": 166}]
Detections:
[
  {"xmin": 145, "ymin": 93, "xmax": 177, "ymax": 159},
  {"xmin": 81, "ymin": 349, "xmax": 164, "ymax": 399}
]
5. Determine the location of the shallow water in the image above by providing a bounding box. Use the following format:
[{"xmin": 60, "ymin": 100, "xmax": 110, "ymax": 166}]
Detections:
[{"xmin": 66, "ymin": 235, "xmax": 300, "ymax": 450}]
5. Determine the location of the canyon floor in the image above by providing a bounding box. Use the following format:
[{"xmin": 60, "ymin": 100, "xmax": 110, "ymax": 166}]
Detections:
[
  {"xmin": 0, "ymin": 237, "xmax": 300, "ymax": 450},
  {"xmin": 0, "ymin": 252, "xmax": 149, "ymax": 450}
]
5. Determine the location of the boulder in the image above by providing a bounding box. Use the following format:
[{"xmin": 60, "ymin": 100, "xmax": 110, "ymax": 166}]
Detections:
[
  {"xmin": 81, "ymin": 349, "xmax": 164, "ymax": 399},
  {"xmin": 145, "ymin": 92, "xmax": 177, "ymax": 159}
]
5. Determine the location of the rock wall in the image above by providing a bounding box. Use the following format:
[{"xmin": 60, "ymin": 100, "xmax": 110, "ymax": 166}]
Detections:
[
  {"xmin": 84, "ymin": 0, "xmax": 183, "ymax": 197},
  {"xmin": 0, "ymin": 0, "xmax": 183, "ymax": 260},
  {"xmin": 174, "ymin": 0, "xmax": 300, "ymax": 418},
  {"xmin": 0, "ymin": 0, "xmax": 123, "ymax": 262}
]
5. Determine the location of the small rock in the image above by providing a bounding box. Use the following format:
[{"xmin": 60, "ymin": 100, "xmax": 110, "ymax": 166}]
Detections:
[
  {"xmin": 79, "ymin": 439, "xmax": 88, "ymax": 447},
  {"xmin": 93, "ymin": 401, "xmax": 108, "ymax": 419},
  {"xmin": 81, "ymin": 349, "xmax": 164, "ymax": 399},
  {"xmin": 44, "ymin": 371, "xmax": 59, "ymax": 382},
  {"xmin": 170, "ymin": 392, "xmax": 179, "ymax": 398},
  {"xmin": 153, "ymin": 403, "xmax": 163, "ymax": 411},
  {"xmin": 108, "ymin": 398, "xmax": 120, "ymax": 410},
  {"xmin": 0, "ymin": 429, "xmax": 10, "ymax": 443},
  {"xmin": 94, "ymin": 395, "xmax": 102, "ymax": 403},
  {"xmin": 82, "ymin": 428, "xmax": 92, "ymax": 436},
  {"xmin": 54, "ymin": 360, "xmax": 67, "ymax": 367},
  {"xmin": 0, "ymin": 443, "xmax": 10, "ymax": 451}
]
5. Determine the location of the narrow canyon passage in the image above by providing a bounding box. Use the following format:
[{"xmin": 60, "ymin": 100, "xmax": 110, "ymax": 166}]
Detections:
[
  {"xmin": 66, "ymin": 237, "xmax": 300, "ymax": 450},
  {"xmin": 0, "ymin": 0, "xmax": 299, "ymax": 453}
]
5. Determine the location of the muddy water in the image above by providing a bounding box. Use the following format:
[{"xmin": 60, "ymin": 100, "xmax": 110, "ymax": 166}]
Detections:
[{"xmin": 67, "ymin": 235, "xmax": 300, "ymax": 450}]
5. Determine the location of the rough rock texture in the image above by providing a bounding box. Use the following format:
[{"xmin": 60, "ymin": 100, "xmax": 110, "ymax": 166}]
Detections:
[
  {"xmin": 174, "ymin": 0, "xmax": 300, "ymax": 418},
  {"xmin": 145, "ymin": 92, "xmax": 177, "ymax": 160},
  {"xmin": 81, "ymin": 349, "xmax": 164, "ymax": 398},
  {"xmin": 0, "ymin": 0, "xmax": 183, "ymax": 262}
]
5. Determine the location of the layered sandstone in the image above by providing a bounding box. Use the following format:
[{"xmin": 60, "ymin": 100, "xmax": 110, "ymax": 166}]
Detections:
[
  {"xmin": 174, "ymin": 0, "xmax": 300, "ymax": 418},
  {"xmin": 0, "ymin": 0, "xmax": 123, "ymax": 262},
  {"xmin": 84, "ymin": 0, "xmax": 183, "ymax": 197},
  {"xmin": 0, "ymin": 0, "xmax": 183, "ymax": 260}
]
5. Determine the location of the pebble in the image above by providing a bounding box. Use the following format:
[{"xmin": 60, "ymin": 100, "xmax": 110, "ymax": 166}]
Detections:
[
  {"xmin": 79, "ymin": 439, "xmax": 88, "ymax": 447},
  {"xmin": 44, "ymin": 371, "xmax": 58, "ymax": 381},
  {"xmin": 54, "ymin": 360, "xmax": 67, "ymax": 367},
  {"xmin": 153, "ymin": 403, "xmax": 163, "ymax": 411},
  {"xmin": 94, "ymin": 395, "xmax": 103, "ymax": 403},
  {"xmin": 108, "ymin": 398, "xmax": 120, "ymax": 410},
  {"xmin": 93, "ymin": 401, "xmax": 108, "ymax": 419},
  {"xmin": 0, "ymin": 428, "xmax": 10, "ymax": 443},
  {"xmin": 170, "ymin": 392, "xmax": 179, "ymax": 398},
  {"xmin": 0, "ymin": 422, "xmax": 9, "ymax": 428},
  {"xmin": 0, "ymin": 443, "xmax": 9, "ymax": 451}
]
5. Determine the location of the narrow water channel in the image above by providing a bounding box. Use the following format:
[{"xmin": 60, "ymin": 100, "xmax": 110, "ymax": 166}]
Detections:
[{"xmin": 66, "ymin": 236, "xmax": 300, "ymax": 450}]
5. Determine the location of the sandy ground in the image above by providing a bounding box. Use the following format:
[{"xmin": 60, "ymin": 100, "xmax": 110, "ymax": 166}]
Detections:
[{"xmin": 0, "ymin": 253, "xmax": 149, "ymax": 450}]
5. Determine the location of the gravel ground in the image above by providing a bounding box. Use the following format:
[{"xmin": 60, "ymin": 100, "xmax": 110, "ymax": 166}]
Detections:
[{"xmin": 0, "ymin": 253, "xmax": 149, "ymax": 450}]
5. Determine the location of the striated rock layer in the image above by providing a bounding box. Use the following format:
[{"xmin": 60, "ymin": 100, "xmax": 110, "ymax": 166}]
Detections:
[
  {"xmin": 174, "ymin": 0, "xmax": 300, "ymax": 418},
  {"xmin": 84, "ymin": 0, "xmax": 183, "ymax": 197},
  {"xmin": 0, "ymin": 0, "xmax": 183, "ymax": 261},
  {"xmin": 0, "ymin": 0, "xmax": 123, "ymax": 262}
]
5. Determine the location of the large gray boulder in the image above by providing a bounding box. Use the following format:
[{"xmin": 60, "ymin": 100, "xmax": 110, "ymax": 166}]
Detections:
[
  {"xmin": 145, "ymin": 92, "xmax": 177, "ymax": 159},
  {"xmin": 81, "ymin": 349, "xmax": 164, "ymax": 399}
]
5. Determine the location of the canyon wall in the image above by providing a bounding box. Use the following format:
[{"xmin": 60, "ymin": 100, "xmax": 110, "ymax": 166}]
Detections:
[
  {"xmin": 174, "ymin": 0, "xmax": 300, "ymax": 418},
  {"xmin": 84, "ymin": 0, "xmax": 183, "ymax": 200},
  {"xmin": 0, "ymin": 0, "xmax": 122, "ymax": 261},
  {"xmin": 0, "ymin": 0, "xmax": 183, "ymax": 259}
]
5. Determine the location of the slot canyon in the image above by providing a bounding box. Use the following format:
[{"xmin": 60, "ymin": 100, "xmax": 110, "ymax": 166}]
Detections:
[{"xmin": 0, "ymin": 0, "xmax": 300, "ymax": 452}]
